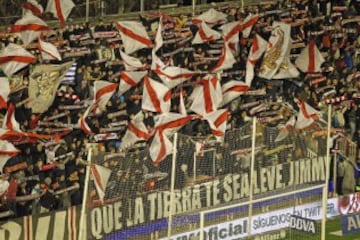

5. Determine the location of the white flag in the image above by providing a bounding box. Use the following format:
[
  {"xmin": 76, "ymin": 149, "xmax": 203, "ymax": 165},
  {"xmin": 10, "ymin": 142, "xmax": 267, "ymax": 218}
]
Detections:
[
  {"xmin": 38, "ymin": 37, "xmax": 62, "ymax": 61},
  {"xmin": 295, "ymin": 40, "xmax": 325, "ymax": 73},
  {"xmin": 192, "ymin": 21, "xmax": 221, "ymax": 44},
  {"xmin": 0, "ymin": 43, "xmax": 35, "ymax": 77},
  {"xmin": 192, "ymin": 8, "xmax": 228, "ymax": 26},
  {"xmin": 46, "ymin": 0, "xmax": 75, "ymax": 27},
  {"xmin": 120, "ymin": 50, "xmax": 148, "ymax": 71},
  {"xmin": 12, "ymin": 13, "xmax": 49, "ymax": 46},
  {"xmin": 116, "ymin": 21, "xmax": 152, "ymax": 54},
  {"xmin": 93, "ymin": 81, "xmax": 118, "ymax": 114},
  {"xmin": 118, "ymin": 71, "xmax": 147, "ymax": 96},
  {"xmin": 142, "ymin": 76, "xmax": 171, "ymax": 113},
  {"xmin": 221, "ymin": 80, "xmax": 249, "ymax": 106},
  {"xmin": 154, "ymin": 66, "xmax": 197, "ymax": 89},
  {"xmin": 121, "ymin": 112, "xmax": 150, "ymax": 149},
  {"xmin": 90, "ymin": 164, "xmax": 111, "ymax": 203}
]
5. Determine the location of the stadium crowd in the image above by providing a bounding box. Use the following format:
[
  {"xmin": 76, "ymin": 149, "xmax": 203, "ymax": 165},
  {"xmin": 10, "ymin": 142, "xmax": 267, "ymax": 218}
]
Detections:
[{"xmin": 0, "ymin": 0, "xmax": 360, "ymax": 220}]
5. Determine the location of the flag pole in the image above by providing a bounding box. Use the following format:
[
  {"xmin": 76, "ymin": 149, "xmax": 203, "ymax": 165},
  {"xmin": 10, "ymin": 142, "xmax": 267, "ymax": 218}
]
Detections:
[
  {"xmin": 78, "ymin": 147, "xmax": 92, "ymax": 240},
  {"xmin": 167, "ymin": 133, "xmax": 178, "ymax": 239},
  {"xmin": 321, "ymin": 104, "xmax": 331, "ymax": 240},
  {"xmin": 86, "ymin": 0, "xmax": 89, "ymax": 22}
]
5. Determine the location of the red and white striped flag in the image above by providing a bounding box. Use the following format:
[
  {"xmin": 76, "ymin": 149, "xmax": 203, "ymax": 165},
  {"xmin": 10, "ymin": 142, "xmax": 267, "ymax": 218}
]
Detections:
[
  {"xmin": 245, "ymin": 34, "xmax": 268, "ymax": 86},
  {"xmin": 154, "ymin": 17, "xmax": 163, "ymax": 52},
  {"xmin": 78, "ymin": 105, "xmax": 92, "ymax": 135},
  {"xmin": 142, "ymin": 76, "xmax": 171, "ymax": 113},
  {"xmin": 192, "ymin": 8, "xmax": 228, "ymax": 25},
  {"xmin": 38, "ymin": 37, "xmax": 62, "ymax": 61},
  {"xmin": 0, "ymin": 140, "xmax": 20, "ymax": 172},
  {"xmin": 222, "ymin": 15, "xmax": 259, "ymax": 43},
  {"xmin": 295, "ymin": 98, "xmax": 320, "ymax": 129},
  {"xmin": 204, "ymin": 109, "xmax": 229, "ymax": 141},
  {"xmin": 192, "ymin": 21, "xmax": 221, "ymax": 45},
  {"xmin": 120, "ymin": 50, "xmax": 148, "ymax": 71},
  {"xmin": 149, "ymin": 130, "xmax": 173, "ymax": 165},
  {"xmin": 121, "ymin": 111, "xmax": 151, "ymax": 149},
  {"xmin": 210, "ymin": 43, "xmax": 236, "ymax": 73},
  {"xmin": 150, "ymin": 113, "xmax": 193, "ymax": 164},
  {"xmin": 23, "ymin": 0, "xmax": 44, "ymax": 17},
  {"xmin": 221, "ymin": 80, "xmax": 249, "ymax": 106},
  {"xmin": 93, "ymin": 81, "xmax": 118, "ymax": 114},
  {"xmin": 275, "ymin": 115, "xmax": 296, "ymax": 142},
  {"xmin": 2, "ymin": 103, "xmax": 21, "ymax": 132},
  {"xmin": 90, "ymin": 164, "xmax": 111, "ymax": 203},
  {"xmin": 0, "ymin": 43, "xmax": 35, "ymax": 77},
  {"xmin": 0, "ymin": 77, "xmax": 10, "ymax": 109},
  {"xmin": 154, "ymin": 112, "xmax": 193, "ymax": 136},
  {"xmin": 116, "ymin": 21, "xmax": 152, "ymax": 54},
  {"xmin": 154, "ymin": 66, "xmax": 197, "ymax": 89},
  {"xmin": 258, "ymin": 22, "xmax": 291, "ymax": 80},
  {"xmin": 46, "ymin": 0, "xmax": 75, "ymax": 27},
  {"xmin": 295, "ymin": 40, "xmax": 325, "ymax": 73},
  {"xmin": 11, "ymin": 13, "xmax": 49, "ymax": 46},
  {"xmin": 118, "ymin": 71, "xmax": 147, "ymax": 96},
  {"xmin": 190, "ymin": 75, "xmax": 222, "ymax": 115}
]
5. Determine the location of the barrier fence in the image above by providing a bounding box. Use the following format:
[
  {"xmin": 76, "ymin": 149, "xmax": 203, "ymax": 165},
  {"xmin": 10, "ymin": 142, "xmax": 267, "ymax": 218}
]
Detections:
[{"xmin": 78, "ymin": 105, "xmax": 336, "ymax": 239}]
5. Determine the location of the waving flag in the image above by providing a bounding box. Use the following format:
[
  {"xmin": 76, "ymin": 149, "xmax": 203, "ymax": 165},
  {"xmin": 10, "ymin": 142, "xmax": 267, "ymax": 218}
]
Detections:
[
  {"xmin": 150, "ymin": 113, "xmax": 193, "ymax": 164},
  {"xmin": 154, "ymin": 66, "xmax": 197, "ymax": 89},
  {"xmin": 154, "ymin": 112, "xmax": 193, "ymax": 136},
  {"xmin": 221, "ymin": 80, "xmax": 249, "ymax": 106},
  {"xmin": 93, "ymin": 81, "xmax": 118, "ymax": 114},
  {"xmin": 120, "ymin": 50, "xmax": 148, "ymax": 71},
  {"xmin": 295, "ymin": 40, "xmax": 325, "ymax": 73},
  {"xmin": 28, "ymin": 62, "xmax": 73, "ymax": 113},
  {"xmin": 295, "ymin": 98, "xmax": 320, "ymax": 129},
  {"xmin": 210, "ymin": 43, "xmax": 236, "ymax": 73},
  {"xmin": 142, "ymin": 76, "xmax": 171, "ymax": 113},
  {"xmin": 3, "ymin": 103, "xmax": 21, "ymax": 132},
  {"xmin": 154, "ymin": 17, "xmax": 163, "ymax": 52},
  {"xmin": 192, "ymin": 8, "xmax": 228, "ymax": 25},
  {"xmin": 11, "ymin": 13, "xmax": 49, "ymax": 46},
  {"xmin": 121, "ymin": 112, "xmax": 151, "ymax": 149},
  {"xmin": 38, "ymin": 37, "xmax": 62, "ymax": 61},
  {"xmin": 0, "ymin": 77, "xmax": 10, "ymax": 109},
  {"xmin": 0, "ymin": 43, "xmax": 35, "ymax": 77},
  {"xmin": 116, "ymin": 21, "xmax": 152, "ymax": 54},
  {"xmin": 275, "ymin": 116, "xmax": 296, "ymax": 142},
  {"xmin": 258, "ymin": 22, "xmax": 291, "ymax": 80},
  {"xmin": 46, "ymin": 0, "xmax": 75, "ymax": 27},
  {"xmin": 90, "ymin": 164, "xmax": 111, "ymax": 203},
  {"xmin": 149, "ymin": 130, "xmax": 173, "ymax": 165},
  {"xmin": 23, "ymin": 0, "xmax": 44, "ymax": 17},
  {"xmin": 118, "ymin": 71, "xmax": 147, "ymax": 96},
  {"xmin": 78, "ymin": 105, "xmax": 92, "ymax": 135},
  {"xmin": 245, "ymin": 34, "xmax": 268, "ymax": 86},
  {"xmin": 192, "ymin": 21, "xmax": 221, "ymax": 44},
  {"xmin": 204, "ymin": 109, "xmax": 229, "ymax": 141},
  {"xmin": 0, "ymin": 140, "xmax": 20, "ymax": 172},
  {"xmin": 222, "ymin": 15, "xmax": 259, "ymax": 43},
  {"xmin": 190, "ymin": 75, "xmax": 222, "ymax": 115}
]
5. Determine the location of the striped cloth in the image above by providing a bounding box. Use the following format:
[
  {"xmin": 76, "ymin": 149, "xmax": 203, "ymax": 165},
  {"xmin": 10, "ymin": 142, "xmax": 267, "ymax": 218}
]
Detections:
[{"xmin": 61, "ymin": 62, "xmax": 77, "ymax": 85}]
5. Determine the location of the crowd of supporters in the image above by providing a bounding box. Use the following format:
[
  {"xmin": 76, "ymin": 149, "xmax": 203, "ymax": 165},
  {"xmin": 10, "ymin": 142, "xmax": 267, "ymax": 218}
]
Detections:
[{"xmin": 0, "ymin": 0, "xmax": 360, "ymax": 220}]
